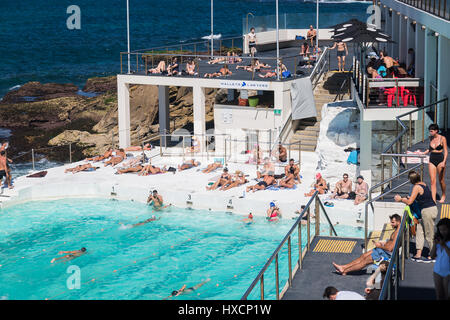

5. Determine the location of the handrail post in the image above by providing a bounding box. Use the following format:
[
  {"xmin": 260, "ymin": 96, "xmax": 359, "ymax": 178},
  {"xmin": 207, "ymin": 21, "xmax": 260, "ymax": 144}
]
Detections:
[
  {"xmin": 275, "ymin": 254, "xmax": 280, "ymax": 300},
  {"xmin": 307, "ymin": 207, "xmax": 311, "ymax": 251},
  {"xmin": 260, "ymin": 275, "xmax": 264, "ymax": 300},
  {"xmin": 298, "ymin": 222, "xmax": 303, "ymax": 269},
  {"xmin": 381, "ymin": 154, "xmax": 385, "ymax": 193},
  {"xmin": 32, "ymin": 148, "xmax": 35, "ymax": 171},
  {"xmin": 288, "ymin": 236, "xmax": 292, "ymax": 287},
  {"xmin": 69, "ymin": 143, "xmax": 72, "ymax": 164},
  {"xmin": 315, "ymin": 196, "xmax": 320, "ymax": 236}
]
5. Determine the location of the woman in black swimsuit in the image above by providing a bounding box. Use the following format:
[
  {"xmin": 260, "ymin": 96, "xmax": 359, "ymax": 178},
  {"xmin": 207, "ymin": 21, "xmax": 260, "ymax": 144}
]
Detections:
[{"xmin": 421, "ymin": 124, "xmax": 447, "ymax": 203}]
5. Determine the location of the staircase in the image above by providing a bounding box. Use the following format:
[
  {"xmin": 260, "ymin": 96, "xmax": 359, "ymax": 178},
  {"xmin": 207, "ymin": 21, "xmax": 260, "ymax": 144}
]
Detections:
[{"xmin": 289, "ymin": 72, "xmax": 351, "ymax": 151}]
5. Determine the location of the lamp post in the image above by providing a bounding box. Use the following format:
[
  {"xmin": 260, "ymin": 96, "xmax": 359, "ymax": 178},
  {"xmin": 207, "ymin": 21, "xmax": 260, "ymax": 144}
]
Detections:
[
  {"xmin": 316, "ymin": 0, "xmax": 319, "ymax": 51},
  {"xmin": 276, "ymin": 0, "xmax": 280, "ymax": 80},
  {"xmin": 127, "ymin": 0, "xmax": 130, "ymax": 74},
  {"xmin": 211, "ymin": 0, "xmax": 214, "ymax": 59}
]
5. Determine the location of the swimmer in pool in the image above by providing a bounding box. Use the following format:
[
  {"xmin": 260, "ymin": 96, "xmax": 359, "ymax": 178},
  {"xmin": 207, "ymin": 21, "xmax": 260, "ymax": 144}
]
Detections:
[
  {"xmin": 147, "ymin": 190, "xmax": 164, "ymax": 210},
  {"xmin": 51, "ymin": 247, "xmax": 87, "ymax": 263},
  {"xmin": 267, "ymin": 202, "xmax": 281, "ymax": 222},
  {"xmin": 131, "ymin": 215, "xmax": 160, "ymax": 228},
  {"xmin": 165, "ymin": 278, "xmax": 211, "ymax": 299},
  {"xmin": 242, "ymin": 212, "xmax": 254, "ymax": 224}
]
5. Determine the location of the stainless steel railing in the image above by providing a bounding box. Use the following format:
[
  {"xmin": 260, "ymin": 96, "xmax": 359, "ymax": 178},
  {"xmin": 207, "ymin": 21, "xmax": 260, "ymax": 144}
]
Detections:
[
  {"xmin": 241, "ymin": 191, "xmax": 337, "ymax": 300},
  {"xmin": 378, "ymin": 208, "xmax": 411, "ymax": 300}
]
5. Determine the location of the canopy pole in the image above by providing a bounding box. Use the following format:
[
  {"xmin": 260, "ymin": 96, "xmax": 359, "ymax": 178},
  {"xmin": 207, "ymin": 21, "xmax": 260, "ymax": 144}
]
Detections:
[
  {"xmin": 276, "ymin": 0, "xmax": 280, "ymax": 80},
  {"xmin": 316, "ymin": 0, "xmax": 319, "ymax": 51}
]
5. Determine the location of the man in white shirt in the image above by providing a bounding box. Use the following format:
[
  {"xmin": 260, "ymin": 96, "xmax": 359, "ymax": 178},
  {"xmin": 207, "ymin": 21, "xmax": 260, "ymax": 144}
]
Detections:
[{"xmin": 323, "ymin": 286, "xmax": 365, "ymax": 300}]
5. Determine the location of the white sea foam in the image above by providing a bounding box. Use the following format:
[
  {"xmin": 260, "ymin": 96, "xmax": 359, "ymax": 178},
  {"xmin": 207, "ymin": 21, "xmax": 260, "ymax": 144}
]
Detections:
[
  {"xmin": 202, "ymin": 34, "xmax": 222, "ymax": 40},
  {"xmin": 8, "ymin": 84, "xmax": 22, "ymax": 91}
]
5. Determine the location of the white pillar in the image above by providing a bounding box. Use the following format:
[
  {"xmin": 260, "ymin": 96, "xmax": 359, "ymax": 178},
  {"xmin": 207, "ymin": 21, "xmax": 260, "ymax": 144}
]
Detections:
[
  {"xmin": 274, "ymin": 88, "xmax": 290, "ymax": 130},
  {"xmin": 437, "ymin": 35, "xmax": 450, "ymax": 129},
  {"xmin": 118, "ymin": 80, "xmax": 131, "ymax": 149},
  {"xmin": 360, "ymin": 115, "xmax": 372, "ymax": 172},
  {"xmin": 193, "ymin": 85, "xmax": 206, "ymax": 153}
]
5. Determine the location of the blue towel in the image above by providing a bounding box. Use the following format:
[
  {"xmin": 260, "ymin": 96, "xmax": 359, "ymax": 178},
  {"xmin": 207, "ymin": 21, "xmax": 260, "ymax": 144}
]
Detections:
[{"xmin": 347, "ymin": 150, "xmax": 359, "ymax": 165}]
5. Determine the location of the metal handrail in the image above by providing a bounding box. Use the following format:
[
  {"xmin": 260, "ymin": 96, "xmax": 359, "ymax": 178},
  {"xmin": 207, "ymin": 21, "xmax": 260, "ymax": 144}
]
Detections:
[
  {"xmin": 310, "ymin": 47, "xmax": 329, "ymax": 88},
  {"xmin": 364, "ymin": 159, "xmax": 424, "ymax": 250},
  {"xmin": 241, "ymin": 191, "xmax": 337, "ymax": 300},
  {"xmin": 132, "ymin": 35, "xmax": 244, "ymax": 54},
  {"xmin": 378, "ymin": 208, "xmax": 410, "ymax": 300}
]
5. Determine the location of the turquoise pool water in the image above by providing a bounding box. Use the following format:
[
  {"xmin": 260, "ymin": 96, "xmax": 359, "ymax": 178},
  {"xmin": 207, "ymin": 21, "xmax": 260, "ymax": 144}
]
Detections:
[{"xmin": 0, "ymin": 198, "xmax": 363, "ymax": 300}]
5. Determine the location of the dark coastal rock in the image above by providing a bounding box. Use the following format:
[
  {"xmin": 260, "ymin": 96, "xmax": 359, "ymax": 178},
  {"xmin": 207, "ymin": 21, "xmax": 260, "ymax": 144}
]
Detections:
[
  {"xmin": 1, "ymin": 76, "xmax": 228, "ymax": 159},
  {"xmin": 0, "ymin": 82, "xmax": 78, "ymax": 104},
  {"xmin": 82, "ymin": 76, "xmax": 117, "ymax": 93}
]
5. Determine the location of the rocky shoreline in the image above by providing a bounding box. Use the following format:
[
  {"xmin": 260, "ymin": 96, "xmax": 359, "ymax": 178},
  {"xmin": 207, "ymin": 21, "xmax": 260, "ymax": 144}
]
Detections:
[{"xmin": 0, "ymin": 76, "xmax": 226, "ymax": 162}]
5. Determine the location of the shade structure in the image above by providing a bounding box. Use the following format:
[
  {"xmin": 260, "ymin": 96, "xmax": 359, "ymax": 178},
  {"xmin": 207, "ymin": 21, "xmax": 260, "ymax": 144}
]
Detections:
[
  {"xmin": 328, "ymin": 18, "xmax": 366, "ymax": 31},
  {"xmin": 332, "ymin": 26, "xmax": 394, "ymax": 44}
]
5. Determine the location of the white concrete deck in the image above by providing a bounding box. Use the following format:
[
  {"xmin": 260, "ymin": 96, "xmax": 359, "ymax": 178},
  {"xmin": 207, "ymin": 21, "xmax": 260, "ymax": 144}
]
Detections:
[{"xmin": 0, "ymin": 148, "xmax": 366, "ymax": 228}]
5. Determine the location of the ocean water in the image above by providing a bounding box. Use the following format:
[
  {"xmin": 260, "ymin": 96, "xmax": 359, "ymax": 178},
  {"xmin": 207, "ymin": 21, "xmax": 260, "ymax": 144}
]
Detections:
[
  {"xmin": 0, "ymin": 0, "xmax": 371, "ymax": 97},
  {"xmin": 0, "ymin": 198, "xmax": 364, "ymax": 300}
]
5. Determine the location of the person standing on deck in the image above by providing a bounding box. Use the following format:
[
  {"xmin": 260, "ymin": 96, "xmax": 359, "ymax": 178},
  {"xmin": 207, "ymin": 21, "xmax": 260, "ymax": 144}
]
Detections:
[
  {"xmin": 394, "ymin": 171, "xmax": 437, "ymax": 263},
  {"xmin": 330, "ymin": 41, "xmax": 348, "ymax": 72},
  {"xmin": 248, "ymin": 27, "xmax": 257, "ymax": 57},
  {"xmin": 430, "ymin": 218, "xmax": 450, "ymax": 300},
  {"xmin": 419, "ymin": 123, "xmax": 447, "ymax": 203},
  {"xmin": 0, "ymin": 150, "xmax": 11, "ymax": 189}
]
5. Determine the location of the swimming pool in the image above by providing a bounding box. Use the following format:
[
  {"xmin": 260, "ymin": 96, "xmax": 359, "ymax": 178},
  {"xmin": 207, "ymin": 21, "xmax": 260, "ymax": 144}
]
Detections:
[{"xmin": 0, "ymin": 198, "xmax": 364, "ymax": 300}]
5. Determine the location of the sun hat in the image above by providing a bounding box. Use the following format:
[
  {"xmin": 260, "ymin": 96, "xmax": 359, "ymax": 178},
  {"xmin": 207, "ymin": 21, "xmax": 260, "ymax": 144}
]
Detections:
[
  {"xmin": 270, "ymin": 202, "xmax": 276, "ymax": 207},
  {"xmin": 316, "ymin": 173, "xmax": 322, "ymax": 179}
]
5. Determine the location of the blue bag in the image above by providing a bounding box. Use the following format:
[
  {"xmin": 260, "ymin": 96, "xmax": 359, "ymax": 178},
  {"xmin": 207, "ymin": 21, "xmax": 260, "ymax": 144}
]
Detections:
[
  {"xmin": 347, "ymin": 150, "xmax": 359, "ymax": 165},
  {"xmin": 282, "ymin": 71, "xmax": 291, "ymax": 78}
]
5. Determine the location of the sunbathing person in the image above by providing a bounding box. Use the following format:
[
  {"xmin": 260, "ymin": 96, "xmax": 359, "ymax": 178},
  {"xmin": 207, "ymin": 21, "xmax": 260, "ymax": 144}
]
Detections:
[
  {"xmin": 278, "ymin": 173, "xmax": 296, "ymax": 189},
  {"xmin": 139, "ymin": 164, "xmax": 167, "ymax": 176},
  {"xmin": 116, "ymin": 164, "xmax": 144, "ymax": 175},
  {"xmin": 257, "ymin": 157, "xmax": 275, "ymax": 179},
  {"xmin": 208, "ymin": 56, "xmax": 226, "ymax": 64},
  {"xmin": 204, "ymin": 65, "xmax": 232, "ymax": 78},
  {"xmin": 332, "ymin": 214, "xmax": 400, "ymax": 275},
  {"xmin": 85, "ymin": 148, "xmax": 113, "ymax": 162},
  {"xmin": 65, "ymin": 163, "xmax": 99, "ymax": 174},
  {"xmin": 202, "ymin": 161, "xmax": 223, "ymax": 173},
  {"xmin": 330, "ymin": 173, "xmax": 352, "ymax": 199},
  {"xmin": 206, "ymin": 167, "xmax": 232, "ymax": 190},
  {"xmin": 258, "ymin": 70, "xmax": 277, "ymax": 78},
  {"xmin": 167, "ymin": 57, "xmax": 179, "ymax": 76},
  {"xmin": 124, "ymin": 143, "xmax": 152, "ymax": 152},
  {"xmin": 220, "ymin": 171, "xmax": 248, "ymax": 191},
  {"xmin": 51, "ymin": 248, "xmax": 87, "ymax": 263},
  {"xmin": 178, "ymin": 159, "xmax": 200, "ymax": 171},
  {"xmin": 104, "ymin": 149, "xmax": 126, "ymax": 167},
  {"xmin": 285, "ymin": 159, "xmax": 301, "ymax": 183},
  {"xmin": 246, "ymin": 173, "xmax": 276, "ymax": 193},
  {"xmin": 185, "ymin": 59, "xmax": 197, "ymax": 76},
  {"xmin": 148, "ymin": 60, "xmax": 167, "ymax": 74},
  {"xmin": 232, "ymin": 52, "xmax": 243, "ymax": 63},
  {"xmin": 304, "ymin": 173, "xmax": 328, "ymax": 196}
]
